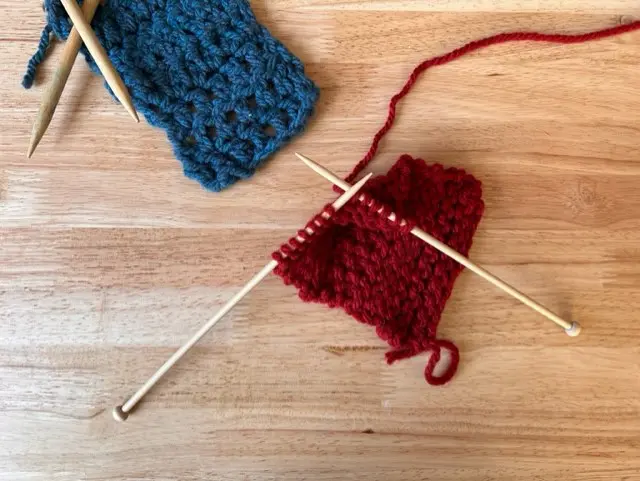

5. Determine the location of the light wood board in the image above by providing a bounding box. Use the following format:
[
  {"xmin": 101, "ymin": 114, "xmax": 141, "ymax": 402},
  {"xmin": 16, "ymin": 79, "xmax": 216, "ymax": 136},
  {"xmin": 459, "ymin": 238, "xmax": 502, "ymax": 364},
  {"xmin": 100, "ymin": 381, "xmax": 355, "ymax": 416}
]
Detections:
[{"xmin": 2, "ymin": 1, "xmax": 640, "ymax": 480}]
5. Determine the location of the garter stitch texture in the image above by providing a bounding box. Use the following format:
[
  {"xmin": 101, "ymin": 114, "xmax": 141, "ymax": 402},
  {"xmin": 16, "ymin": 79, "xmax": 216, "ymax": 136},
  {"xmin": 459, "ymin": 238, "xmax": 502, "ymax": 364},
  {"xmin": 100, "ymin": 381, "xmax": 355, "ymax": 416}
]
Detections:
[
  {"xmin": 272, "ymin": 20, "xmax": 640, "ymax": 385},
  {"xmin": 24, "ymin": 0, "xmax": 319, "ymax": 191},
  {"xmin": 274, "ymin": 156, "xmax": 484, "ymax": 385}
]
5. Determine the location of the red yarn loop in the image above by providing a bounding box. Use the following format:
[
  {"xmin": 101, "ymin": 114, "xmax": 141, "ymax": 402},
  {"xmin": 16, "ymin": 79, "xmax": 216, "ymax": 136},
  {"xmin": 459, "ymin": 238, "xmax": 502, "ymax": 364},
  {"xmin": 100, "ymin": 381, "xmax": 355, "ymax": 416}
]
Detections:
[
  {"xmin": 424, "ymin": 340, "xmax": 460, "ymax": 386},
  {"xmin": 385, "ymin": 339, "xmax": 460, "ymax": 385},
  {"xmin": 273, "ymin": 203, "xmax": 338, "ymax": 262}
]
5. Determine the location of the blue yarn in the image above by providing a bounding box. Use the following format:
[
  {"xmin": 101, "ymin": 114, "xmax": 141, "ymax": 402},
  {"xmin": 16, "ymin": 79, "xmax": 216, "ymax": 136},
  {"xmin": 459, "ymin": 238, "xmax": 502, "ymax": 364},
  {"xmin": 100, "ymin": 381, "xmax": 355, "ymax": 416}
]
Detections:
[
  {"xmin": 26, "ymin": 0, "xmax": 319, "ymax": 192},
  {"xmin": 22, "ymin": 24, "xmax": 52, "ymax": 88}
]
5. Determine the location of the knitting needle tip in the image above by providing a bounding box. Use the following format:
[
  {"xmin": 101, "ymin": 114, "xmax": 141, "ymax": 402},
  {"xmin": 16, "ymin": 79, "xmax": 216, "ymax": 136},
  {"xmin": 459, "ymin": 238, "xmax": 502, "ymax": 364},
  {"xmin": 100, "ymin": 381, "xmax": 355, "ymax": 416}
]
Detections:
[
  {"xmin": 129, "ymin": 107, "xmax": 140, "ymax": 123},
  {"xmin": 295, "ymin": 151, "xmax": 312, "ymax": 164},
  {"xmin": 26, "ymin": 137, "xmax": 39, "ymax": 159},
  {"xmin": 296, "ymin": 152, "xmax": 323, "ymax": 174},
  {"xmin": 296, "ymin": 152, "xmax": 351, "ymax": 191},
  {"xmin": 121, "ymin": 97, "xmax": 139, "ymax": 122},
  {"xmin": 336, "ymin": 172, "xmax": 372, "ymax": 208}
]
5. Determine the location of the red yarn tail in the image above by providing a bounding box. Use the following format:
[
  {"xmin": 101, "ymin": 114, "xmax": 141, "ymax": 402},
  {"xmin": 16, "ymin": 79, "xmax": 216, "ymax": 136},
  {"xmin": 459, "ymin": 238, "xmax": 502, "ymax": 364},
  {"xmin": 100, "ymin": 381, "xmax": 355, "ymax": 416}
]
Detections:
[
  {"xmin": 386, "ymin": 339, "xmax": 460, "ymax": 386},
  {"xmin": 346, "ymin": 20, "xmax": 640, "ymax": 183}
]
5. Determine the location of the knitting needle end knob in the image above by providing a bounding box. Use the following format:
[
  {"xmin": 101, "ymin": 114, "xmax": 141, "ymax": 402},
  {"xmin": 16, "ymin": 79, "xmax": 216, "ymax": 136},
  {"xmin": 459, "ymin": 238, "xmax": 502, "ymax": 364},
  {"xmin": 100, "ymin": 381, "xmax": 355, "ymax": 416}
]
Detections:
[
  {"xmin": 565, "ymin": 321, "xmax": 582, "ymax": 337},
  {"xmin": 112, "ymin": 405, "xmax": 129, "ymax": 422}
]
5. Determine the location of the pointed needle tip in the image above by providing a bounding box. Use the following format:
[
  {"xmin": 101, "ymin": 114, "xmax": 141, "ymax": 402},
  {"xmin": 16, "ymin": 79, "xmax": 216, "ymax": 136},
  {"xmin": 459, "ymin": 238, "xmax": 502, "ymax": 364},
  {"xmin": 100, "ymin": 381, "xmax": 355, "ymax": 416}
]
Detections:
[
  {"xmin": 26, "ymin": 139, "xmax": 37, "ymax": 159},
  {"xmin": 295, "ymin": 152, "xmax": 313, "ymax": 165}
]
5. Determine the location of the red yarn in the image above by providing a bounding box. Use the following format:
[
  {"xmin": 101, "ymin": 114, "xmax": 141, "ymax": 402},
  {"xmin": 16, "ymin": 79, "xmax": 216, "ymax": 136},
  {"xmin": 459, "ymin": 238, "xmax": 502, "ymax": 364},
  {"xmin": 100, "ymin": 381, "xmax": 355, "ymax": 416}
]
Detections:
[
  {"xmin": 346, "ymin": 20, "xmax": 640, "ymax": 183},
  {"xmin": 273, "ymin": 21, "xmax": 640, "ymax": 385},
  {"xmin": 274, "ymin": 156, "xmax": 484, "ymax": 385}
]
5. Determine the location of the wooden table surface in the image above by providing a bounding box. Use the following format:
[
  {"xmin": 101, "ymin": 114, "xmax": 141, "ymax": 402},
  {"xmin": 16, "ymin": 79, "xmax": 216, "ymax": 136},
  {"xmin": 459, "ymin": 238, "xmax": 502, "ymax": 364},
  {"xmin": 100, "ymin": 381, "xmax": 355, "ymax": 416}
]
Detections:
[{"xmin": 2, "ymin": 1, "xmax": 640, "ymax": 480}]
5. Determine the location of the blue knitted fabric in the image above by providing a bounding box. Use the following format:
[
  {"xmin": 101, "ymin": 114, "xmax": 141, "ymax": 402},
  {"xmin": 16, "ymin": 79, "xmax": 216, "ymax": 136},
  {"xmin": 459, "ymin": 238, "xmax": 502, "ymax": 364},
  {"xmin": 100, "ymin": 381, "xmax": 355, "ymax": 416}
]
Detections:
[{"xmin": 24, "ymin": 0, "xmax": 319, "ymax": 191}]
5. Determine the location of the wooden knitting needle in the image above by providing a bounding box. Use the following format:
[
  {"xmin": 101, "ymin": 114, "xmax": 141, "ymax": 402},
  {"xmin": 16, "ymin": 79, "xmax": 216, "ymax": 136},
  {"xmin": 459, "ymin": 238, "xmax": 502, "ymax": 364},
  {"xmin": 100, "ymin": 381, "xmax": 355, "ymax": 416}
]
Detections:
[
  {"xmin": 112, "ymin": 172, "xmax": 373, "ymax": 422},
  {"xmin": 27, "ymin": 0, "xmax": 102, "ymax": 158},
  {"xmin": 296, "ymin": 152, "xmax": 582, "ymax": 337},
  {"xmin": 60, "ymin": 0, "xmax": 139, "ymax": 122}
]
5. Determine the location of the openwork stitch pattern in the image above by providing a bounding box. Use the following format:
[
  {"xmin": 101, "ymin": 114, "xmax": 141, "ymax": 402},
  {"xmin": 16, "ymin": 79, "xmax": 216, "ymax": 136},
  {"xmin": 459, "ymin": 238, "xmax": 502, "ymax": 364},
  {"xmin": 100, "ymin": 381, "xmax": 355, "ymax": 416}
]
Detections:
[{"xmin": 24, "ymin": 0, "xmax": 319, "ymax": 191}]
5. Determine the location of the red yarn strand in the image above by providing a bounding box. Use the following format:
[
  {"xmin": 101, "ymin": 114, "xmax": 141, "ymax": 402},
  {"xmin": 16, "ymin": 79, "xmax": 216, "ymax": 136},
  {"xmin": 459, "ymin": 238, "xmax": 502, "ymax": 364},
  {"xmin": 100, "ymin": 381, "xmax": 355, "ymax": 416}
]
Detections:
[
  {"xmin": 276, "ymin": 21, "xmax": 640, "ymax": 385},
  {"xmin": 346, "ymin": 20, "xmax": 640, "ymax": 182}
]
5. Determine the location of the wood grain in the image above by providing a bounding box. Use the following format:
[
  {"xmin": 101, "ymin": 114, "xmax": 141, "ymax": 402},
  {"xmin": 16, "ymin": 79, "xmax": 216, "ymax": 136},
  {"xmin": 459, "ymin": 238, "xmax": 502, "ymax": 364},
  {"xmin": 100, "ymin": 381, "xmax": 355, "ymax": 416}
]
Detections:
[{"xmin": 2, "ymin": 1, "xmax": 640, "ymax": 480}]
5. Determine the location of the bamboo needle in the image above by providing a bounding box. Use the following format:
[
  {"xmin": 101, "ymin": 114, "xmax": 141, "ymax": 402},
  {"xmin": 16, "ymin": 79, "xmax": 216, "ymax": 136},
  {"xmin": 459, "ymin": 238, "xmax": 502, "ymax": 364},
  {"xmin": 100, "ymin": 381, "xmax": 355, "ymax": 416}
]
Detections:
[
  {"xmin": 112, "ymin": 172, "xmax": 373, "ymax": 422},
  {"xmin": 60, "ymin": 0, "xmax": 139, "ymax": 122},
  {"xmin": 27, "ymin": 0, "xmax": 102, "ymax": 158},
  {"xmin": 296, "ymin": 152, "xmax": 582, "ymax": 337}
]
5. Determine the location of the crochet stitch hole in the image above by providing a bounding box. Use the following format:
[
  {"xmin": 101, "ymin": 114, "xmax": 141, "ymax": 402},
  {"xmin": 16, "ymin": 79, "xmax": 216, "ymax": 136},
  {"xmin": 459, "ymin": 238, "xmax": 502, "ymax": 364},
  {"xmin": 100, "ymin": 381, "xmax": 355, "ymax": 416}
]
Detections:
[
  {"xmin": 187, "ymin": 102, "xmax": 196, "ymax": 113},
  {"xmin": 207, "ymin": 126, "xmax": 217, "ymax": 138},
  {"xmin": 263, "ymin": 125, "xmax": 276, "ymax": 137},
  {"xmin": 226, "ymin": 111, "xmax": 237, "ymax": 123},
  {"xmin": 247, "ymin": 95, "xmax": 258, "ymax": 109},
  {"xmin": 185, "ymin": 136, "xmax": 196, "ymax": 146},
  {"xmin": 280, "ymin": 109, "xmax": 291, "ymax": 128}
]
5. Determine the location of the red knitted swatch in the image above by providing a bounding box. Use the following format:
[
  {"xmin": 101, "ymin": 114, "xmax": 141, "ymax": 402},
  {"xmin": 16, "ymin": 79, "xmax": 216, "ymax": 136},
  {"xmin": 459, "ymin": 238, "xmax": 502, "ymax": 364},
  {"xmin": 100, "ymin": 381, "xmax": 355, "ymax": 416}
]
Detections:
[
  {"xmin": 273, "ymin": 155, "xmax": 484, "ymax": 384},
  {"xmin": 273, "ymin": 21, "xmax": 640, "ymax": 385}
]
